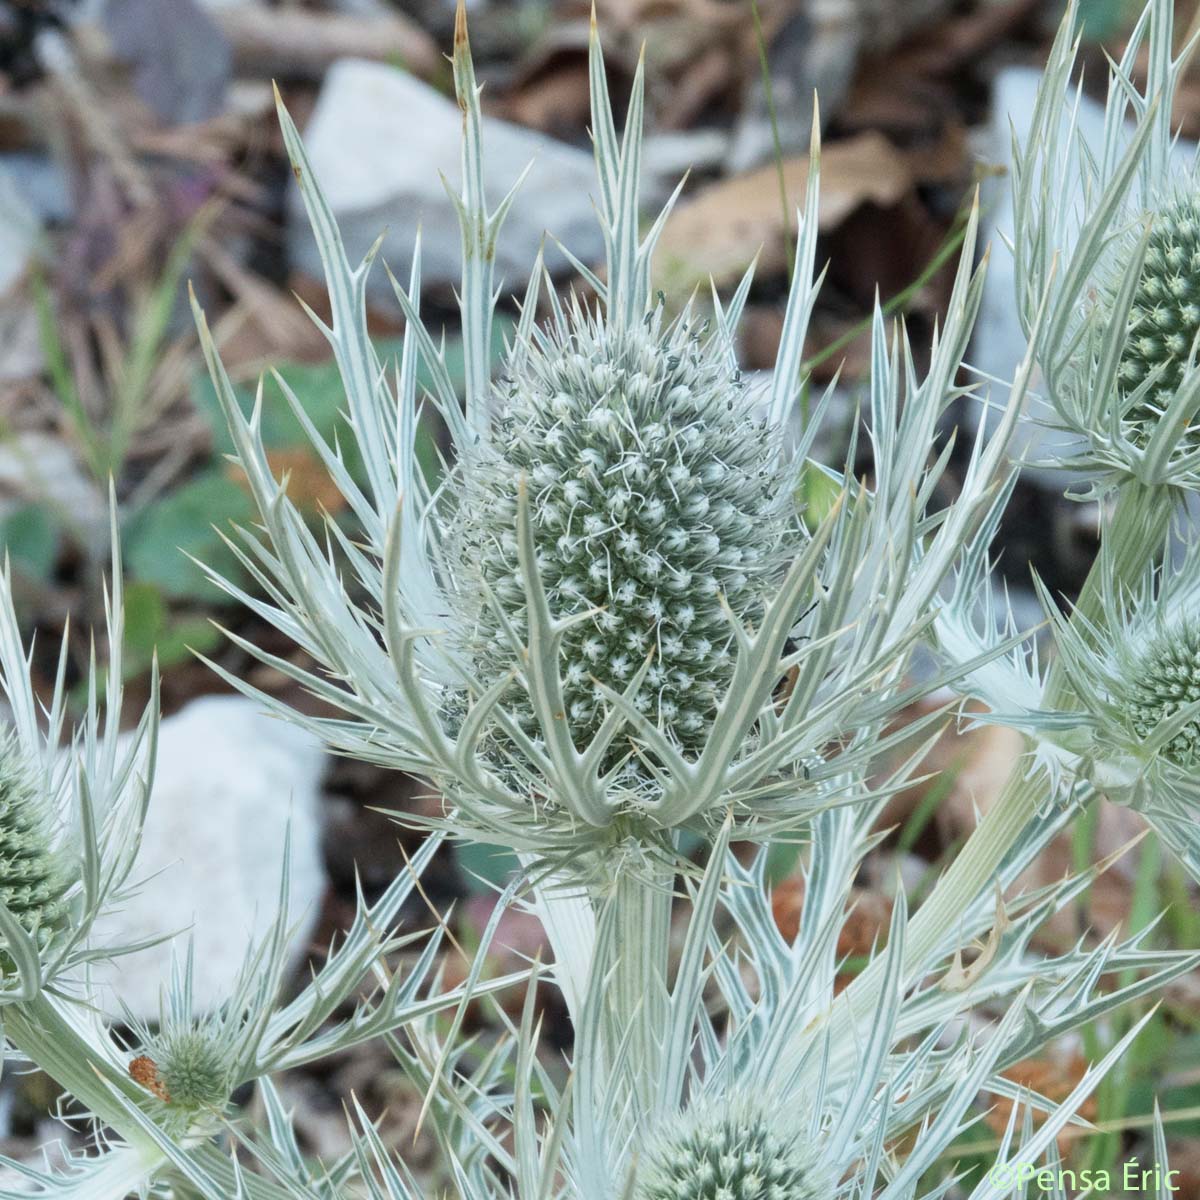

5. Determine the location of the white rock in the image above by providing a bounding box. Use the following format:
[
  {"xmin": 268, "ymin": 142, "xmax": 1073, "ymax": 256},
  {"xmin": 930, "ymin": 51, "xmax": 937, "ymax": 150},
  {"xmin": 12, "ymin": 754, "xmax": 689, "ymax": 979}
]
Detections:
[
  {"xmin": 0, "ymin": 165, "xmax": 45, "ymax": 385},
  {"xmin": 643, "ymin": 129, "xmax": 730, "ymax": 189},
  {"xmin": 0, "ymin": 168, "xmax": 39, "ymax": 297},
  {"xmin": 88, "ymin": 695, "xmax": 327, "ymax": 1021},
  {"xmin": 971, "ymin": 66, "xmax": 1197, "ymax": 487},
  {"xmin": 0, "ymin": 432, "xmax": 106, "ymax": 554},
  {"xmin": 288, "ymin": 59, "xmax": 603, "ymax": 300}
]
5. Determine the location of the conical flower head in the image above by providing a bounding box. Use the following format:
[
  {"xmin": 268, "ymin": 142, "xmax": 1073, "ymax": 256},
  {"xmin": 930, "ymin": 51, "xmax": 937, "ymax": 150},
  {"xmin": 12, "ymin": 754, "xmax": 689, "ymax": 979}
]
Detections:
[
  {"xmin": 449, "ymin": 305, "xmax": 790, "ymax": 774},
  {"xmin": 0, "ymin": 732, "xmax": 66, "ymax": 943},
  {"xmin": 635, "ymin": 1096, "xmax": 823, "ymax": 1200},
  {"xmin": 1120, "ymin": 619, "xmax": 1200, "ymax": 767},
  {"xmin": 1118, "ymin": 197, "xmax": 1200, "ymax": 438}
]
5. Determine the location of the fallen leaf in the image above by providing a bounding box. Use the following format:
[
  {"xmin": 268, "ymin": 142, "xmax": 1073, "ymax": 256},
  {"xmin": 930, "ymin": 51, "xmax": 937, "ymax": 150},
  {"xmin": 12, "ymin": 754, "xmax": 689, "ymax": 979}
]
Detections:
[
  {"xmin": 1164, "ymin": 1140, "xmax": 1200, "ymax": 1196},
  {"xmin": 985, "ymin": 1049, "xmax": 1096, "ymax": 1153},
  {"xmin": 655, "ymin": 131, "xmax": 913, "ymax": 292},
  {"xmin": 227, "ymin": 447, "xmax": 347, "ymax": 517}
]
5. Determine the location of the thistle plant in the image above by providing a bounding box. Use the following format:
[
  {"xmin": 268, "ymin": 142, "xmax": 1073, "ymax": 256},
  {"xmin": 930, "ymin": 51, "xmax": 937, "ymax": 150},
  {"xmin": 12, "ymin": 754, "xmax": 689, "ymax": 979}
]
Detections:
[
  {"xmin": 0, "ymin": 0, "xmax": 1198, "ymax": 1196},
  {"xmin": 1012, "ymin": 0, "xmax": 1200, "ymax": 489}
]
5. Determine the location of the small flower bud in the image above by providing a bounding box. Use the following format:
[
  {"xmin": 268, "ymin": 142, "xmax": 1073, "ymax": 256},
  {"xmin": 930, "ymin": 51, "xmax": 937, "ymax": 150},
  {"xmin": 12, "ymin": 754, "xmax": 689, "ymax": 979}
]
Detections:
[{"xmin": 153, "ymin": 1030, "xmax": 230, "ymax": 1111}]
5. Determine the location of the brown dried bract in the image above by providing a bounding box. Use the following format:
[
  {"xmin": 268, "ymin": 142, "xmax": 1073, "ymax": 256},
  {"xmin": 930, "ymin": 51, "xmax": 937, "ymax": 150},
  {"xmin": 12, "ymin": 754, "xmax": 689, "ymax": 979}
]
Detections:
[{"xmin": 129, "ymin": 1054, "xmax": 170, "ymax": 1103}]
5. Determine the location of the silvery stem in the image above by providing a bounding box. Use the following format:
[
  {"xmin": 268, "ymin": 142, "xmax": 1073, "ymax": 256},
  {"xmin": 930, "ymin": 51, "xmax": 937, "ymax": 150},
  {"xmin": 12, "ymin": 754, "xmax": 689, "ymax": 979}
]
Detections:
[
  {"xmin": 610, "ymin": 859, "xmax": 672, "ymax": 1110},
  {"xmin": 831, "ymin": 479, "xmax": 1174, "ymax": 1032}
]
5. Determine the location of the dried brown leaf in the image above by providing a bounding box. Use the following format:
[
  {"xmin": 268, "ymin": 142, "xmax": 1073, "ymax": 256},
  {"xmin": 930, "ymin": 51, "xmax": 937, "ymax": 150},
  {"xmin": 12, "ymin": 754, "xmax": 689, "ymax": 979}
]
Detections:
[{"xmin": 655, "ymin": 132, "xmax": 913, "ymax": 291}]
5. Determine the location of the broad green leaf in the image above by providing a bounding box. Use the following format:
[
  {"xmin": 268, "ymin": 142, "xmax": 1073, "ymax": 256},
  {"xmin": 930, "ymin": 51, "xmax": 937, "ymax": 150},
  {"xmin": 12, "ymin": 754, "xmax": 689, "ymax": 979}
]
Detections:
[
  {"xmin": 0, "ymin": 504, "xmax": 61, "ymax": 581},
  {"xmin": 125, "ymin": 470, "xmax": 254, "ymax": 601}
]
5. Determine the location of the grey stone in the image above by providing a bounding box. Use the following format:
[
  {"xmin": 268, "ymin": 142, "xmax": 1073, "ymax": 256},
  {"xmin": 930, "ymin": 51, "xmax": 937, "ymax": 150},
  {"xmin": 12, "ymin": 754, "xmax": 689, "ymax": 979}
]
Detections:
[
  {"xmin": 0, "ymin": 166, "xmax": 44, "ymax": 383},
  {"xmin": 101, "ymin": 0, "xmax": 231, "ymax": 125},
  {"xmin": 287, "ymin": 58, "xmax": 603, "ymax": 301},
  {"xmin": 0, "ymin": 168, "xmax": 39, "ymax": 297},
  {"xmin": 88, "ymin": 695, "xmax": 327, "ymax": 1020},
  {"xmin": 643, "ymin": 129, "xmax": 730, "ymax": 191},
  {"xmin": 728, "ymin": 0, "xmax": 958, "ymax": 173},
  {"xmin": 0, "ymin": 154, "xmax": 71, "ymax": 226},
  {"xmin": 0, "ymin": 433, "xmax": 105, "ymax": 553}
]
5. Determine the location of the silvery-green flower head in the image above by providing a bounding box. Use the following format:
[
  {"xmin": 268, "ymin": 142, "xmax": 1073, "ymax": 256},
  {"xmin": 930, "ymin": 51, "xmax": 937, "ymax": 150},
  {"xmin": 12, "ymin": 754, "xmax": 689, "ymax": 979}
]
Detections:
[
  {"xmin": 0, "ymin": 524, "xmax": 156, "ymax": 1000},
  {"xmin": 1012, "ymin": 0, "xmax": 1200, "ymax": 490},
  {"xmin": 0, "ymin": 731, "xmax": 67, "ymax": 950},
  {"xmin": 1116, "ymin": 195, "xmax": 1200, "ymax": 441},
  {"xmin": 446, "ymin": 302, "xmax": 792, "ymax": 796},
  {"xmin": 1041, "ymin": 534, "xmax": 1200, "ymax": 877},
  {"xmin": 634, "ymin": 1095, "xmax": 824, "ymax": 1200},
  {"xmin": 130, "ymin": 1025, "xmax": 231, "ymax": 1120}
]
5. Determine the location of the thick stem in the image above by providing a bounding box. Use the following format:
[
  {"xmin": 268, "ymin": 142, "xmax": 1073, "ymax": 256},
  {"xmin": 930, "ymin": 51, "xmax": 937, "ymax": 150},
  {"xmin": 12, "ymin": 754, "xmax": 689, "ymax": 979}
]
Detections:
[
  {"xmin": 609, "ymin": 860, "xmax": 672, "ymax": 1110},
  {"xmin": 825, "ymin": 479, "xmax": 1174, "ymax": 1034}
]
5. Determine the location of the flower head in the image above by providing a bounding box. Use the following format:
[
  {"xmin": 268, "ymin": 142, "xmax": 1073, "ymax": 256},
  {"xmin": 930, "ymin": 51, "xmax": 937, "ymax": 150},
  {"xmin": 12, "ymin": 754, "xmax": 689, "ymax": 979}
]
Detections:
[
  {"xmin": 0, "ymin": 732, "xmax": 66, "ymax": 944},
  {"xmin": 0, "ymin": 524, "xmax": 155, "ymax": 1000},
  {"xmin": 1120, "ymin": 618, "xmax": 1200, "ymax": 765},
  {"xmin": 448, "ymin": 304, "xmax": 790, "ymax": 782},
  {"xmin": 1031, "ymin": 533, "xmax": 1200, "ymax": 879},
  {"xmin": 1012, "ymin": 0, "xmax": 1200, "ymax": 489},
  {"xmin": 635, "ymin": 1095, "xmax": 822, "ymax": 1200},
  {"xmin": 154, "ymin": 1029, "xmax": 230, "ymax": 1111},
  {"xmin": 1118, "ymin": 196, "xmax": 1200, "ymax": 435}
]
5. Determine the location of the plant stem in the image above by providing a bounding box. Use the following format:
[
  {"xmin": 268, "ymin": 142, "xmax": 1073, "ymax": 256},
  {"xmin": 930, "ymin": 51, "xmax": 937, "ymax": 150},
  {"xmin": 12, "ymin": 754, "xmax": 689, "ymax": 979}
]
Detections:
[
  {"xmin": 610, "ymin": 860, "xmax": 672, "ymax": 1109},
  {"xmin": 817, "ymin": 479, "xmax": 1173, "ymax": 1037}
]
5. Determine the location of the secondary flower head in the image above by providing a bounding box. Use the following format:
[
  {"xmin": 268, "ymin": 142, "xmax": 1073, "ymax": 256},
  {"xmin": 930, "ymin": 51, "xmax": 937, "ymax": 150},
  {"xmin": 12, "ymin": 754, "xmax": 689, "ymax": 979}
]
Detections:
[
  {"xmin": 1121, "ymin": 618, "xmax": 1200, "ymax": 764},
  {"xmin": 1012, "ymin": 0, "xmax": 1200, "ymax": 489},
  {"xmin": 151, "ymin": 1029, "xmax": 230, "ymax": 1112},
  {"xmin": 634, "ymin": 1095, "xmax": 822, "ymax": 1200},
  {"xmin": 1117, "ymin": 195, "xmax": 1200, "ymax": 435},
  {"xmin": 0, "ymin": 525, "xmax": 155, "ymax": 1001},
  {"xmin": 0, "ymin": 732, "xmax": 66, "ymax": 946},
  {"xmin": 1039, "ymin": 534, "xmax": 1200, "ymax": 879},
  {"xmin": 448, "ymin": 302, "xmax": 791, "ymax": 787}
]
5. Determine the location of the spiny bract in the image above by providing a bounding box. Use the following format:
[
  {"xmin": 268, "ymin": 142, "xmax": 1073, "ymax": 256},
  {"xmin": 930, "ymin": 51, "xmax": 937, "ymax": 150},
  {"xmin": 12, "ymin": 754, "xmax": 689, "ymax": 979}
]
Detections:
[
  {"xmin": 1118, "ymin": 196, "xmax": 1200, "ymax": 434},
  {"xmin": 155, "ymin": 1029, "xmax": 229, "ymax": 1110},
  {"xmin": 634, "ymin": 1097, "xmax": 823, "ymax": 1200},
  {"xmin": 1122, "ymin": 620, "xmax": 1200, "ymax": 766},
  {"xmin": 0, "ymin": 733, "xmax": 66, "ymax": 942},
  {"xmin": 449, "ymin": 304, "xmax": 790, "ymax": 776}
]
